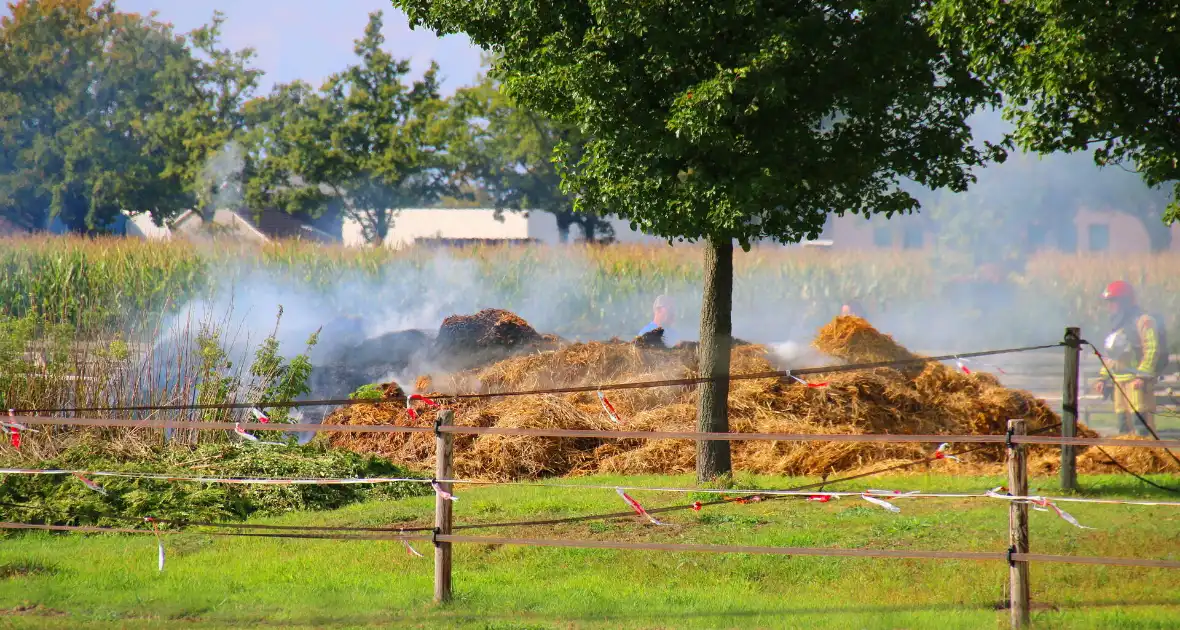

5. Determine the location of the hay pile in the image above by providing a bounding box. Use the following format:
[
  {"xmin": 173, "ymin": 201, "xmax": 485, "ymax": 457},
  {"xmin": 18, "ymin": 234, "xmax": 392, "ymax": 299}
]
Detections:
[
  {"xmin": 324, "ymin": 314, "xmax": 1109, "ymax": 481},
  {"xmin": 814, "ymin": 315, "xmax": 924, "ymax": 378},
  {"xmin": 327, "ymin": 341, "xmax": 692, "ymax": 478},
  {"xmin": 1029, "ymin": 436, "xmax": 1180, "ymax": 476}
]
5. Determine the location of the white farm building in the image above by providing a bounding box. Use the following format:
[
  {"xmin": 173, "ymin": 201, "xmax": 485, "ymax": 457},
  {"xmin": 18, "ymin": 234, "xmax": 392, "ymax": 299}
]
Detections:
[{"xmin": 341, "ymin": 209, "xmax": 664, "ymax": 248}]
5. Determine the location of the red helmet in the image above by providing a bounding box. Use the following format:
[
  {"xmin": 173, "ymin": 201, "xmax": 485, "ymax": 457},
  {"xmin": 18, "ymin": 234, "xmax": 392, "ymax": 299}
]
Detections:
[{"xmin": 1102, "ymin": 280, "xmax": 1134, "ymax": 301}]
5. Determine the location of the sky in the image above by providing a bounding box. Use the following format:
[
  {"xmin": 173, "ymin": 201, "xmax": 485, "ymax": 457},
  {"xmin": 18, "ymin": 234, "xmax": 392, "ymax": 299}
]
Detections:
[{"xmin": 108, "ymin": 0, "xmax": 486, "ymax": 96}]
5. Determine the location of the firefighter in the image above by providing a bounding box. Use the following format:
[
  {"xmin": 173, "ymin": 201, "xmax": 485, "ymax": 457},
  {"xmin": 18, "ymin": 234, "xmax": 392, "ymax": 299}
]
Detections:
[{"xmin": 1093, "ymin": 280, "xmax": 1166, "ymax": 436}]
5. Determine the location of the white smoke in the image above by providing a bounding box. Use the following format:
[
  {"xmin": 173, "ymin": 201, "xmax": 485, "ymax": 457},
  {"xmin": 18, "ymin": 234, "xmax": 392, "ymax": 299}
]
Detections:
[{"xmin": 199, "ymin": 141, "xmax": 247, "ymax": 213}]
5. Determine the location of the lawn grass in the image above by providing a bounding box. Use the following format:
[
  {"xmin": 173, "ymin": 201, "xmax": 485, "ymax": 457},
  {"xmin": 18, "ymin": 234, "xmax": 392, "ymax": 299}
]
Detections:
[{"xmin": 0, "ymin": 473, "xmax": 1177, "ymax": 629}]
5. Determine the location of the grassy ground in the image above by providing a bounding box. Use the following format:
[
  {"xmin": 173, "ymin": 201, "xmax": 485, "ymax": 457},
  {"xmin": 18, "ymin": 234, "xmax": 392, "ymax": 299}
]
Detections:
[{"xmin": 0, "ymin": 473, "xmax": 1177, "ymax": 629}]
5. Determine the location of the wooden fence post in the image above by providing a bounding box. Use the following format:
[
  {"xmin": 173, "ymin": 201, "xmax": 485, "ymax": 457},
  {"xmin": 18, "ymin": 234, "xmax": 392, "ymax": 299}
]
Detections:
[
  {"xmin": 1061, "ymin": 327, "xmax": 1081, "ymax": 492},
  {"xmin": 434, "ymin": 409, "xmax": 454, "ymax": 604},
  {"xmin": 1007, "ymin": 419, "xmax": 1030, "ymax": 629}
]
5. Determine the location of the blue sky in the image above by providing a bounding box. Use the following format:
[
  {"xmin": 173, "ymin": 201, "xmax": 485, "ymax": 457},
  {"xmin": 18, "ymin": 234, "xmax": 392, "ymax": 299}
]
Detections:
[{"xmin": 15, "ymin": 0, "xmax": 487, "ymax": 96}]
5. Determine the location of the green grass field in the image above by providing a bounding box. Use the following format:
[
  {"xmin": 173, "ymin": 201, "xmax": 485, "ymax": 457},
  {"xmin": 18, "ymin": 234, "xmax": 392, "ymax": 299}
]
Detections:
[{"xmin": 1, "ymin": 473, "xmax": 1177, "ymax": 629}]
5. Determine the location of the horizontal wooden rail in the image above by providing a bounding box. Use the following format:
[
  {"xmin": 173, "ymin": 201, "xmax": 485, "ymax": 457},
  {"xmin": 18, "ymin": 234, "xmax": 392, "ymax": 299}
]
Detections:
[{"xmin": 10, "ymin": 415, "xmax": 1180, "ymax": 449}]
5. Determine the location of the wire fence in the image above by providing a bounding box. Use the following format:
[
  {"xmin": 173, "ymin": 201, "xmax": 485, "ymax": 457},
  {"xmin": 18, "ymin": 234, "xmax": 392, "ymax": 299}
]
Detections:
[
  {"xmin": 6, "ymin": 341, "xmax": 1064, "ymax": 415},
  {"xmin": 2, "ymin": 335, "xmax": 1179, "ymax": 628},
  {"xmin": 6, "ymin": 414, "xmax": 1180, "ymax": 449}
]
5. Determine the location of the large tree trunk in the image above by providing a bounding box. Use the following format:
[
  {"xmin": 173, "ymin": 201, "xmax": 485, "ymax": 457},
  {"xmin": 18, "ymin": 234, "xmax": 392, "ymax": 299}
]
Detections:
[
  {"xmin": 554, "ymin": 212, "xmax": 572, "ymax": 243},
  {"xmin": 696, "ymin": 235, "xmax": 733, "ymax": 482},
  {"xmin": 374, "ymin": 211, "xmax": 390, "ymax": 246},
  {"xmin": 366, "ymin": 208, "xmax": 392, "ymax": 247},
  {"xmin": 582, "ymin": 217, "xmax": 597, "ymax": 243}
]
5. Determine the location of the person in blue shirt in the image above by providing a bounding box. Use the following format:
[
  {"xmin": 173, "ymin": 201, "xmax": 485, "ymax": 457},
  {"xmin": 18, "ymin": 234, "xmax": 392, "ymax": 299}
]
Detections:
[{"xmin": 637, "ymin": 295, "xmax": 679, "ymax": 347}]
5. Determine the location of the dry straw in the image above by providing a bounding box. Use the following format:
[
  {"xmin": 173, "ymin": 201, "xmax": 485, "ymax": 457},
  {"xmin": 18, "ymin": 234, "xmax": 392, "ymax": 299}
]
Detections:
[{"xmin": 323, "ymin": 315, "xmax": 1157, "ymax": 481}]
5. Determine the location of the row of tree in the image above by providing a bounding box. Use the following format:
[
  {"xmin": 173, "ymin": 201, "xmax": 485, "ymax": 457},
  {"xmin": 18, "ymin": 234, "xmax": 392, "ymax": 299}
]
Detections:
[
  {"xmin": 3, "ymin": 1, "xmax": 1176, "ymax": 254},
  {"xmin": 0, "ymin": 1, "xmax": 608, "ymax": 243}
]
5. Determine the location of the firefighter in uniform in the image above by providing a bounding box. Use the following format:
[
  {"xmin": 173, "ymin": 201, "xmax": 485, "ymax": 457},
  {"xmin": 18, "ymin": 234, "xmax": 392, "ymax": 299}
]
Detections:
[{"xmin": 1093, "ymin": 280, "xmax": 1164, "ymax": 436}]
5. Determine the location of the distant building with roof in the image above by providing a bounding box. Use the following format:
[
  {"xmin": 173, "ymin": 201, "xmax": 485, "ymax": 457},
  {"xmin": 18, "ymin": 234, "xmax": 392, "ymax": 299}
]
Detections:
[{"xmin": 16, "ymin": 202, "xmax": 1180, "ymax": 254}]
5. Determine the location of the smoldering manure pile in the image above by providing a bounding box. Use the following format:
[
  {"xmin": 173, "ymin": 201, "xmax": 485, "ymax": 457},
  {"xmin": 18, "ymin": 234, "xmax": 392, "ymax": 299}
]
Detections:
[{"xmin": 318, "ymin": 313, "xmax": 1167, "ymax": 480}]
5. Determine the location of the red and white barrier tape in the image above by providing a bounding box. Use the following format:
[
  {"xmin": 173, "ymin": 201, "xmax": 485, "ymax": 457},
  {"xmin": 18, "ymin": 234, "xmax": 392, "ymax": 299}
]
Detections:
[
  {"xmin": 934, "ymin": 443, "xmax": 961, "ymax": 462},
  {"xmin": 3, "ymin": 409, "xmax": 37, "ymax": 450},
  {"xmin": 432, "ymin": 480, "xmax": 458, "ymax": 502},
  {"xmin": 952, "ymin": 357, "xmax": 1007, "ymax": 375},
  {"xmin": 401, "ymin": 527, "xmax": 425, "ymax": 558},
  {"xmin": 250, "ymin": 408, "xmax": 270, "ymax": 424},
  {"xmin": 233, "ymin": 423, "xmax": 287, "ymax": 446},
  {"xmin": 861, "ymin": 494, "xmax": 901, "ymax": 512},
  {"xmin": 407, "ymin": 394, "xmax": 439, "ymax": 422},
  {"xmin": 785, "ymin": 371, "xmax": 828, "ymax": 388},
  {"xmin": 616, "ymin": 487, "xmax": 665, "ymax": 525},
  {"xmin": 597, "ymin": 391, "xmax": 621, "ymax": 424},
  {"xmin": 3, "ymin": 465, "xmax": 1177, "ymax": 528},
  {"xmin": 145, "ymin": 518, "xmax": 165, "ymax": 571},
  {"xmin": 985, "ymin": 487, "xmax": 1094, "ymax": 529},
  {"xmin": 402, "ymin": 539, "xmax": 425, "ymax": 557},
  {"xmin": 73, "ymin": 472, "xmax": 107, "ymax": 495}
]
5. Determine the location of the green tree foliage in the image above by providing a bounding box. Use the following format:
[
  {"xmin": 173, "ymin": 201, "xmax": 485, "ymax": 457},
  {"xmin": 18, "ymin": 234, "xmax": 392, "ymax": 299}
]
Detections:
[
  {"xmin": 243, "ymin": 11, "xmax": 461, "ymax": 245},
  {"xmin": 451, "ymin": 59, "xmax": 614, "ymax": 243},
  {"xmin": 0, "ymin": 0, "xmax": 259, "ymax": 233},
  {"xmin": 396, "ymin": 1, "xmax": 1005, "ymax": 479},
  {"xmin": 930, "ymin": 1, "xmax": 1180, "ymax": 225},
  {"xmin": 249, "ymin": 306, "xmax": 319, "ymax": 424},
  {"xmin": 152, "ymin": 11, "xmax": 263, "ymax": 216}
]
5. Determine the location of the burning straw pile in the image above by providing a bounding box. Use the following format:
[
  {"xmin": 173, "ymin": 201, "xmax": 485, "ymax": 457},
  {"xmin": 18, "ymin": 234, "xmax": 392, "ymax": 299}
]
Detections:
[
  {"xmin": 324, "ymin": 314, "xmax": 1096, "ymax": 480},
  {"xmin": 436, "ymin": 308, "xmax": 546, "ymax": 350},
  {"xmin": 431, "ymin": 308, "xmax": 562, "ymax": 371}
]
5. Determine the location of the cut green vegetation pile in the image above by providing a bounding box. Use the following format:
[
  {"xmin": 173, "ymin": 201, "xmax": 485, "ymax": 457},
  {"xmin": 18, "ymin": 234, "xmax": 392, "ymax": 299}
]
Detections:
[{"xmin": 0, "ymin": 438, "xmax": 429, "ymax": 528}]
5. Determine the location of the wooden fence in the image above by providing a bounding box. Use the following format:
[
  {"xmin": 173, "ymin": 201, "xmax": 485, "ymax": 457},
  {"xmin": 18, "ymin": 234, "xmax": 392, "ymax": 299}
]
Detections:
[{"xmin": 5, "ymin": 327, "xmax": 1180, "ymax": 628}]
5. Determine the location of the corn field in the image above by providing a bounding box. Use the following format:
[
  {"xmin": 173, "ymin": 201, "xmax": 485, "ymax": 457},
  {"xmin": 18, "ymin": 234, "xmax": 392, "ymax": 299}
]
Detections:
[{"xmin": 1, "ymin": 236, "xmax": 1178, "ymax": 346}]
